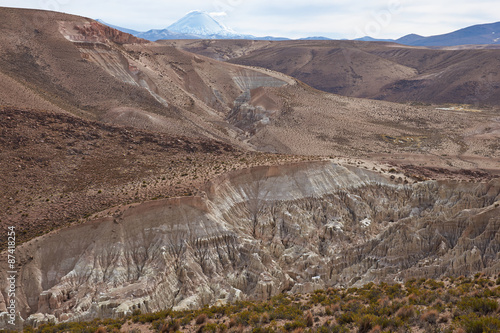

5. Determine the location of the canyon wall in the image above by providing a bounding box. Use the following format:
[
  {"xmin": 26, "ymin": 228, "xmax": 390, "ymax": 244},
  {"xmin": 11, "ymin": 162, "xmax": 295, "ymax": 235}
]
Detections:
[{"xmin": 1, "ymin": 161, "xmax": 499, "ymax": 327}]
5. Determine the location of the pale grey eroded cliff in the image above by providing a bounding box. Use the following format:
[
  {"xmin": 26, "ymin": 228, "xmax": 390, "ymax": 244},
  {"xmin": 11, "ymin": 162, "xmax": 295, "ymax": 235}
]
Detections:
[{"xmin": 0, "ymin": 161, "xmax": 499, "ymax": 327}]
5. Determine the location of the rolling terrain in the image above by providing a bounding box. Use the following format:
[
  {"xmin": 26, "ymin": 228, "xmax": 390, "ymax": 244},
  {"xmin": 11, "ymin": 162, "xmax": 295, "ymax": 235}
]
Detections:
[
  {"xmin": 0, "ymin": 7, "xmax": 499, "ymax": 329},
  {"xmin": 355, "ymin": 21, "xmax": 500, "ymax": 46},
  {"xmin": 395, "ymin": 21, "xmax": 500, "ymax": 47},
  {"xmin": 165, "ymin": 39, "xmax": 500, "ymax": 107},
  {"xmin": 0, "ymin": 8, "xmax": 497, "ymax": 171}
]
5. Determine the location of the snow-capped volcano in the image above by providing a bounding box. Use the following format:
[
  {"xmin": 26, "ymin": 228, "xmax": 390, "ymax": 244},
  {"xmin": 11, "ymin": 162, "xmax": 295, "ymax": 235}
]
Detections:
[
  {"xmin": 96, "ymin": 11, "xmax": 290, "ymax": 41},
  {"xmin": 167, "ymin": 11, "xmax": 244, "ymax": 38}
]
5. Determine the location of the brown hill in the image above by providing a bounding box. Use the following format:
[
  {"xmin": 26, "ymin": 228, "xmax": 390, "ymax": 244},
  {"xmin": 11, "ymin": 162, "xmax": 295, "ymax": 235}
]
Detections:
[
  {"xmin": 0, "ymin": 7, "xmax": 498, "ymax": 189},
  {"xmin": 0, "ymin": 106, "xmax": 306, "ymax": 248},
  {"xmin": 2, "ymin": 7, "xmax": 498, "ymax": 174},
  {"xmin": 0, "ymin": 7, "xmax": 290, "ymax": 147},
  {"xmin": 1, "ymin": 8, "xmax": 500, "ymax": 327},
  {"xmin": 165, "ymin": 39, "xmax": 500, "ymax": 107}
]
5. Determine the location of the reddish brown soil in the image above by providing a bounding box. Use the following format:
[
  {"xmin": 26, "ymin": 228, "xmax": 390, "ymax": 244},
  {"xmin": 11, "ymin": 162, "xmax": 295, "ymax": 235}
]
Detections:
[
  {"xmin": 1, "ymin": 7, "xmax": 499, "ymax": 249},
  {"xmin": 74, "ymin": 21, "xmax": 147, "ymax": 45},
  {"xmin": 0, "ymin": 106, "xmax": 309, "ymax": 249}
]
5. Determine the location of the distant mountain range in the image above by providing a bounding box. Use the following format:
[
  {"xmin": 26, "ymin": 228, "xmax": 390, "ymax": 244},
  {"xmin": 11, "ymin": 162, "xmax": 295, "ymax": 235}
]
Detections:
[
  {"xmin": 98, "ymin": 11, "xmax": 290, "ymax": 41},
  {"xmin": 98, "ymin": 11, "xmax": 500, "ymax": 46},
  {"xmin": 357, "ymin": 21, "xmax": 500, "ymax": 46}
]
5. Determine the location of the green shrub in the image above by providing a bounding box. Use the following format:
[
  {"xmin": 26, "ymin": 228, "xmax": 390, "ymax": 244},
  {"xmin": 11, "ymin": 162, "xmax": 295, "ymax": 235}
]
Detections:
[
  {"xmin": 336, "ymin": 312, "xmax": 354, "ymax": 325},
  {"xmin": 364, "ymin": 287, "xmax": 383, "ymax": 303},
  {"xmin": 252, "ymin": 327, "xmax": 277, "ymax": 333},
  {"xmin": 270, "ymin": 304, "xmax": 303, "ymax": 321},
  {"xmin": 342, "ymin": 299, "xmax": 362, "ymax": 312},
  {"xmin": 270, "ymin": 293, "xmax": 292, "ymax": 306},
  {"xmin": 236, "ymin": 310, "xmax": 252, "ymax": 326},
  {"xmin": 283, "ymin": 319, "xmax": 306, "ymax": 331},
  {"xmin": 425, "ymin": 279, "xmax": 445, "ymax": 290},
  {"xmin": 460, "ymin": 315, "xmax": 500, "ymax": 333},
  {"xmin": 158, "ymin": 319, "xmax": 180, "ymax": 333},
  {"xmin": 316, "ymin": 326, "xmax": 330, "ymax": 333},
  {"xmin": 132, "ymin": 309, "xmax": 170, "ymax": 323},
  {"xmin": 458, "ymin": 297, "xmax": 499, "ymax": 315},
  {"xmin": 310, "ymin": 290, "xmax": 328, "ymax": 305},
  {"xmin": 375, "ymin": 315, "xmax": 402, "ymax": 329},
  {"xmin": 249, "ymin": 313, "xmax": 261, "ymax": 326},
  {"xmin": 23, "ymin": 278, "xmax": 500, "ymax": 333},
  {"xmin": 385, "ymin": 283, "xmax": 405, "ymax": 299},
  {"xmin": 202, "ymin": 322, "xmax": 218, "ymax": 333},
  {"xmin": 357, "ymin": 315, "xmax": 377, "ymax": 333},
  {"xmin": 330, "ymin": 324, "xmax": 350, "ymax": 333}
]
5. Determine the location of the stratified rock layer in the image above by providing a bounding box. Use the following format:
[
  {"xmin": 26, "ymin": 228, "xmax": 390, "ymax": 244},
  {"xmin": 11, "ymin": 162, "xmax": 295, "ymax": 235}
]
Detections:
[{"xmin": 1, "ymin": 161, "xmax": 499, "ymax": 327}]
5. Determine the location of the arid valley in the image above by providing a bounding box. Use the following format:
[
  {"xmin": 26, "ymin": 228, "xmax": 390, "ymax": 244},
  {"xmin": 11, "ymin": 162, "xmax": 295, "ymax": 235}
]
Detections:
[{"xmin": 0, "ymin": 6, "xmax": 499, "ymax": 332}]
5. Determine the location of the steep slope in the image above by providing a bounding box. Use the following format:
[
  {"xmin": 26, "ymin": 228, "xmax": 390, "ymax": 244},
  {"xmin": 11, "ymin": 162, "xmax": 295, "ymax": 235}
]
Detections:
[
  {"xmin": 2, "ymin": 7, "xmax": 498, "ymax": 170},
  {"xmin": 366, "ymin": 47, "xmax": 500, "ymax": 105},
  {"xmin": 1, "ymin": 7, "xmax": 499, "ymax": 208},
  {"xmin": 0, "ymin": 8, "xmax": 165, "ymax": 120},
  {"xmin": 0, "ymin": 106, "xmax": 308, "ymax": 251},
  {"xmin": 1, "ymin": 7, "xmax": 500, "ymax": 330},
  {"xmin": 0, "ymin": 7, "xmax": 288, "ymax": 146},
  {"xmin": 164, "ymin": 40, "xmax": 416, "ymax": 97},
  {"xmin": 1, "ymin": 161, "xmax": 499, "ymax": 327}
]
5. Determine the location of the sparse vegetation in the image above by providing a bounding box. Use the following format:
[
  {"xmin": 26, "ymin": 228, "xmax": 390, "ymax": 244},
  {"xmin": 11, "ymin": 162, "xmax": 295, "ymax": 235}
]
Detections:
[
  {"xmin": 2, "ymin": 9, "xmax": 500, "ymax": 333},
  {"xmin": 0, "ymin": 106, "xmax": 312, "ymax": 250},
  {"xmin": 27, "ymin": 276, "xmax": 500, "ymax": 332}
]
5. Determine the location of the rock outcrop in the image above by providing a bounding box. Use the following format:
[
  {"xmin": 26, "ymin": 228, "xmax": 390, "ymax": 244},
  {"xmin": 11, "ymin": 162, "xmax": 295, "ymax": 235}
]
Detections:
[
  {"xmin": 73, "ymin": 21, "xmax": 148, "ymax": 45},
  {"xmin": 0, "ymin": 161, "xmax": 499, "ymax": 328}
]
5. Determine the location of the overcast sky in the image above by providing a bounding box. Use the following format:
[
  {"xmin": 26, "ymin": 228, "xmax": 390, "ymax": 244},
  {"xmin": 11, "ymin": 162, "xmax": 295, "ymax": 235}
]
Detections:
[{"xmin": 1, "ymin": 0, "xmax": 499, "ymax": 39}]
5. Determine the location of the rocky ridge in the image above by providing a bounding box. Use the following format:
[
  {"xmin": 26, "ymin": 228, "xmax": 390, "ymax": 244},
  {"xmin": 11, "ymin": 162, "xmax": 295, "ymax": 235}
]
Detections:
[
  {"xmin": 1, "ymin": 7, "xmax": 500, "ymax": 331},
  {"xmin": 1, "ymin": 161, "xmax": 499, "ymax": 328}
]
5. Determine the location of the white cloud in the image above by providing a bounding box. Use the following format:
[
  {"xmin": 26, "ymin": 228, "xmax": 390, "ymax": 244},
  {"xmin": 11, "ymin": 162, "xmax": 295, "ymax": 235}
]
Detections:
[{"xmin": 209, "ymin": 11, "xmax": 227, "ymax": 18}]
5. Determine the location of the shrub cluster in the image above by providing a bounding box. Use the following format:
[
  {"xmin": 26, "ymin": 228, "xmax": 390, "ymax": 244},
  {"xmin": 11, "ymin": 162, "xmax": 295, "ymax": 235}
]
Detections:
[{"xmin": 24, "ymin": 275, "xmax": 500, "ymax": 333}]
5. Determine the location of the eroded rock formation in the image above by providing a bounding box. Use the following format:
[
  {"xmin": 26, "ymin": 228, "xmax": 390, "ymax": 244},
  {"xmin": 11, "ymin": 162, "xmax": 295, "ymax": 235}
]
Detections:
[{"xmin": 0, "ymin": 161, "xmax": 499, "ymax": 328}]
